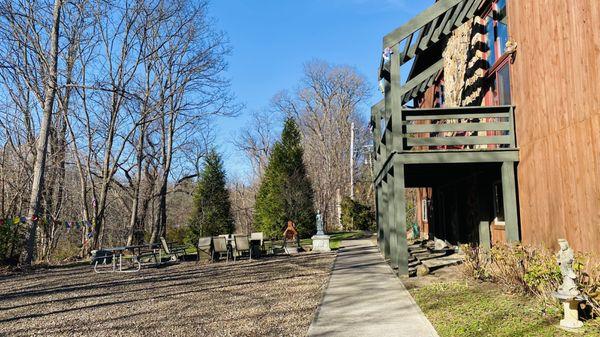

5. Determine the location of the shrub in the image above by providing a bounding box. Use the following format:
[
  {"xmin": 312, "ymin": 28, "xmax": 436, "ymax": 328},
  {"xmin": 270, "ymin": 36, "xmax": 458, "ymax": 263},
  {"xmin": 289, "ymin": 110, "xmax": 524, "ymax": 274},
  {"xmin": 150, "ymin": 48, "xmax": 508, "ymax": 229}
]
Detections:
[
  {"xmin": 0, "ymin": 218, "xmax": 26, "ymax": 265},
  {"xmin": 461, "ymin": 243, "xmax": 599, "ymax": 317},
  {"xmin": 340, "ymin": 196, "xmax": 375, "ymax": 231}
]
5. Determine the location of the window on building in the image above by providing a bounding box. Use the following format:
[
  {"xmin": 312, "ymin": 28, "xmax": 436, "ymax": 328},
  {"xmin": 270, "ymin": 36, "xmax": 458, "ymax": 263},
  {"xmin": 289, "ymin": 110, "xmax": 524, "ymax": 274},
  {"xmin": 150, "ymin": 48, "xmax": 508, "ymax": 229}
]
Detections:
[
  {"xmin": 434, "ymin": 80, "xmax": 445, "ymax": 108},
  {"xmin": 485, "ymin": 0, "xmax": 509, "ymax": 69},
  {"xmin": 485, "ymin": 0, "xmax": 512, "ymax": 106},
  {"xmin": 492, "ymin": 181, "xmax": 505, "ymax": 223},
  {"xmin": 486, "ymin": 15, "xmax": 496, "ymax": 67},
  {"xmin": 496, "ymin": 63, "xmax": 511, "ymax": 105},
  {"xmin": 489, "ymin": 63, "xmax": 511, "ymax": 105}
]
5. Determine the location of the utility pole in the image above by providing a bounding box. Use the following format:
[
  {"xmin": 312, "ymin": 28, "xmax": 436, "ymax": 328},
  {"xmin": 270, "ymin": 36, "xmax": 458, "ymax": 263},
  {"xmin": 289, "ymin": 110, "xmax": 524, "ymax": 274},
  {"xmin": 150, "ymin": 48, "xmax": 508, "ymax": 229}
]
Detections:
[{"xmin": 350, "ymin": 122, "xmax": 355, "ymax": 200}]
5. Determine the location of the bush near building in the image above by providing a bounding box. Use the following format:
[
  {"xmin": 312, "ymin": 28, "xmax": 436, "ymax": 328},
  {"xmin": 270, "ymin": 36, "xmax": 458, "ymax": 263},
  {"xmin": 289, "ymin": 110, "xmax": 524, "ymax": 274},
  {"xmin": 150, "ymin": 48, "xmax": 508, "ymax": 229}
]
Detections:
[
  {"xmin": 462, "ymin": 243, "xmax": 600, "ymax": 318},
  {"xmin": 340, "ymin": 196, "xmax": 375, "ymax": 231}
]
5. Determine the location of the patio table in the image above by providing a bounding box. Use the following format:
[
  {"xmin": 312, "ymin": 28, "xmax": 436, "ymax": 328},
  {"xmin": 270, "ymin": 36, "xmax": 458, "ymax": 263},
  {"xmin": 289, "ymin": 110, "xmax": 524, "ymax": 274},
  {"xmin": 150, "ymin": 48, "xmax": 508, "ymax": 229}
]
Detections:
[{"xmin": 93, "ymin": 243, "xmax": 161, "ymax": 273}]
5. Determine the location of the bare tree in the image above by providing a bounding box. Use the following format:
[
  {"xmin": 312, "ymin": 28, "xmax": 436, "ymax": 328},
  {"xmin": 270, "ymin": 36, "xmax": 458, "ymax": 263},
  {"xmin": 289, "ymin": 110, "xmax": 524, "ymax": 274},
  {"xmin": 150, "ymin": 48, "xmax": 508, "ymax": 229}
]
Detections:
[
  {"xmin": 0, "ymin": 0, "xmax": 64, "ymax": 264},
  {"xmin": 273, "ymin": 61, "xmax": 370, "ymax": 230},
  {"xmin": 233, "ymin": 109, "xmax": 279, "ymax": 179},
  {"xmin": 0, "ymin": 0, "xmax": 235, "ymax": 262}
]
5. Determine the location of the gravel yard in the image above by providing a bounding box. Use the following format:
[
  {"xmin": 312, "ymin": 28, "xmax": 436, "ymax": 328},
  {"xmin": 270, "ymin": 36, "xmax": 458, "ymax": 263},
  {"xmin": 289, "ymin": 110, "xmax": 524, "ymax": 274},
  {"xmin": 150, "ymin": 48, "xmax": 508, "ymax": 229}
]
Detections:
[{"xmin": 0, "ymin": 253, "xmax": 335, "ymax": 337}]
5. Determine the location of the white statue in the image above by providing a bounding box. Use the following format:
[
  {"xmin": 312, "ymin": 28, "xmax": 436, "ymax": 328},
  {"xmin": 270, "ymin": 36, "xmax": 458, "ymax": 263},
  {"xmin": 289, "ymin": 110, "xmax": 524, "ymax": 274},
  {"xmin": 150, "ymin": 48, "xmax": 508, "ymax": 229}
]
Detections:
[
  {"xmin": 316, "ymin": 211, "xmax": 324, "ymax": 236},
  {"xmin": 556, "ymin": 239, "xmax": 579, "ymax": 297}
]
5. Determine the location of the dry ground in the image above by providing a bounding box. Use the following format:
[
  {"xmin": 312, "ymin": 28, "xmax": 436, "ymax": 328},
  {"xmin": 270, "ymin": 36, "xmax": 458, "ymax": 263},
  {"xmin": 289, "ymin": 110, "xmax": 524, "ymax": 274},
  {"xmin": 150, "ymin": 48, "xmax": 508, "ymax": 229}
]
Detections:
[{"xmin": 0, "ymin": 253, "xmax": 336, "ymax": 337}]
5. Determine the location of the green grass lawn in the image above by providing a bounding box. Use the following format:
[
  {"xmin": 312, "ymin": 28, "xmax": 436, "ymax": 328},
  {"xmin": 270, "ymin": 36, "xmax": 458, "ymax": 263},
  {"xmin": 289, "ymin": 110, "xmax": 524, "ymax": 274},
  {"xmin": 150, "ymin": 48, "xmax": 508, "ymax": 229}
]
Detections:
[
  {"xmin": 298, "ymin": 230, "xmax": 366, "ymax": 250},
  {"xmin": 410, "ymin": 281, "xmax": 600, "ymax": 337},
  {"xmin": 327, "ymin": 231, "xmax": 367, "ymax": 249},
  {"xmin": 296, "ymin": 230, "xmax": 367, "ymax": 250}
]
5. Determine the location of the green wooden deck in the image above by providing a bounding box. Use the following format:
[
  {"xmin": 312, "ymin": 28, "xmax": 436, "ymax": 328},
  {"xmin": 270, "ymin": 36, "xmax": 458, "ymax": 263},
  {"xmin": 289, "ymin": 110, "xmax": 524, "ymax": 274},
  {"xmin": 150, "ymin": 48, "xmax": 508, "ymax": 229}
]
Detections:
[{"xmin": 372, "ymin": 0, "xmax": 515, "ymax": 276}]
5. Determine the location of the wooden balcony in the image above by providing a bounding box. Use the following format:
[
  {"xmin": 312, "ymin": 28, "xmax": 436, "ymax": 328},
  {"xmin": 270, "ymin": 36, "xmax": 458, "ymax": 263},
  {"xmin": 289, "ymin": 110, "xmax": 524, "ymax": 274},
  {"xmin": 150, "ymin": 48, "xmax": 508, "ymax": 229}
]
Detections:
[
  {"xmin": 372, "ymin": 105, "xmax": 521, "ymax": 277},
  {"xmin": 373, "ymin": 105, "xmax": 519, "ymax": 177},
  {"xmin": 401, "ymin": 105, "xmax": 516, "ymax": 151}
]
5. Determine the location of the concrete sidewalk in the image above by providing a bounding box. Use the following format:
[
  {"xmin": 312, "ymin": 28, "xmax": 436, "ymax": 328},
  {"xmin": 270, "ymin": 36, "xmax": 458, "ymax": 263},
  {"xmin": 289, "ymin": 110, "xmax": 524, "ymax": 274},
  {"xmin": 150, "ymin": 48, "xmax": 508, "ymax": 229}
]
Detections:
[{"xmin": 308, "ymin": 239, "xmax": 439, "ymax": 337}]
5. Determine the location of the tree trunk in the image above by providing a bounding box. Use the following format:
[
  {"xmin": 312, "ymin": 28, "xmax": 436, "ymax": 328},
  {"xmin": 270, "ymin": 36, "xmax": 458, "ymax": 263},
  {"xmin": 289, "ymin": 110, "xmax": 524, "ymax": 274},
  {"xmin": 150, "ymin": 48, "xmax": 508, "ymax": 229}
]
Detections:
[{"xmin": 21, "ymin": 0, "xmax": 62, "ymax": 265}]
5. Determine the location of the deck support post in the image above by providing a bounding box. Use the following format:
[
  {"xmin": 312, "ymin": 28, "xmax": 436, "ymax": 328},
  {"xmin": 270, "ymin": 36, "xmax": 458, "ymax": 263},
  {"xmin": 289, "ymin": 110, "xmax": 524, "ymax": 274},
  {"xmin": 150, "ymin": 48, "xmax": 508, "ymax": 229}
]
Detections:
[
  {"xmin": 383, "ymin": 176, "xmax": 391, "ymax": 259},
  {"xmin": 392, "ymin": 159, "xmax": 409, "ymax": 276},
  {"xmin": 376, "ymin": 183, "xmax": 384, "ymax": 253},
  {"xmin": 479, "ymin": 221, "xmax": 491, "ymax": 250},
  {"xmin": 388, "ymin": 168, "xmax": 398, "ymax": 269},
  {"xmin": 501, "ymin": 161, "xmax": 520, "ymax": 242}
]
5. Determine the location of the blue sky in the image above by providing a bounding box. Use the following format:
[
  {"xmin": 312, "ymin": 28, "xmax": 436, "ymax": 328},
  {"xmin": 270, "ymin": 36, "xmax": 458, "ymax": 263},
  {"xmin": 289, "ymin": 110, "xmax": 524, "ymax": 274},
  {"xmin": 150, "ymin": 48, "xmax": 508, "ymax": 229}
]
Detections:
[{"xmin": 209, "ymin": 0, "xmax": 430, "ymax": 179}]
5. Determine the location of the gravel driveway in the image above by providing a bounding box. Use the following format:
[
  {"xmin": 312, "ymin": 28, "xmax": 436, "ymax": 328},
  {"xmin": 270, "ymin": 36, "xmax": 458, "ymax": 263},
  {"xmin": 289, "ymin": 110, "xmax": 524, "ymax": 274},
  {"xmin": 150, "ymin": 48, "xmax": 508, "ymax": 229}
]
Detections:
[{"xmin": 0, "ymin": 252, "xmax": 335, "ymax": 337}]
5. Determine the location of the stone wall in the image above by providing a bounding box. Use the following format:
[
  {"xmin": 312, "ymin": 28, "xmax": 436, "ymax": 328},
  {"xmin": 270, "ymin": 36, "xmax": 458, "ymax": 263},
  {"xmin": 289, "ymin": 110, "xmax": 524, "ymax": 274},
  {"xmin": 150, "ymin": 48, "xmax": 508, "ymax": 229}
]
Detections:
[{"xmin": 442, "ymin": 18, "xmax": 487, "ymax": 107}]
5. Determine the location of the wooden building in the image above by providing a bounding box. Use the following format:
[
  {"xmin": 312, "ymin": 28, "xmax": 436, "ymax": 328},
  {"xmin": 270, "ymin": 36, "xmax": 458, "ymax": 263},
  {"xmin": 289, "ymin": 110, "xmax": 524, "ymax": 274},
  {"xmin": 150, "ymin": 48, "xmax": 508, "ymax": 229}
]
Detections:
[{"xmin": 372, "ymin": 0, "xmax": 600, "ymax": 276}]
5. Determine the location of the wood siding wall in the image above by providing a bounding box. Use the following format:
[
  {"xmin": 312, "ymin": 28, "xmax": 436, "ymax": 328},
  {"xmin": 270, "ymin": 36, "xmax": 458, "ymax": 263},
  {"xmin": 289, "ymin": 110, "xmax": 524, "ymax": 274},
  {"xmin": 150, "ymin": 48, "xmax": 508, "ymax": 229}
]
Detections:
[{"xmin": 509, "ymin": 0, "xmax": 600, "ymax": 253}]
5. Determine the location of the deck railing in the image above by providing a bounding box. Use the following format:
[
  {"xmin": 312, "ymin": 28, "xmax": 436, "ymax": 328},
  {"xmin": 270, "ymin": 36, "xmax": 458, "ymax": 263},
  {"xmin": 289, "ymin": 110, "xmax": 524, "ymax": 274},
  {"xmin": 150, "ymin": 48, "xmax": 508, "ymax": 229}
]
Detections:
[{"xmin": 401, "ymin": 105, "xmax": 516, "ymax": 151}]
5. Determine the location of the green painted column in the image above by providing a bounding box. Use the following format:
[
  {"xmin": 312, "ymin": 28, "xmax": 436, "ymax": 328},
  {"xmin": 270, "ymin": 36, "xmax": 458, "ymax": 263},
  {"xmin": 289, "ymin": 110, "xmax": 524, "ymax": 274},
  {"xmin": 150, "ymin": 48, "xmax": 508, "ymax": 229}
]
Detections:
[
  {"xmin": 382, "ymin": 176, "xmax": 391, "ymax": 259},
  {"xmin": 376, "ymin": 183, "xmax": 384, "ymax": 253},
  {"xmin": 501, "ymin": 161, "xmax": 520, "ymax": 242},
  {"xmin": 387, "ymin": 168, "xmax": 398, "ymax": 269},
  {"xmin": 393, "ymin": 160, "xmax": 409, "ymax": 276},
  {"xmin": 479, "ymin": 221, "xmax": 491, "ymax": 250}
]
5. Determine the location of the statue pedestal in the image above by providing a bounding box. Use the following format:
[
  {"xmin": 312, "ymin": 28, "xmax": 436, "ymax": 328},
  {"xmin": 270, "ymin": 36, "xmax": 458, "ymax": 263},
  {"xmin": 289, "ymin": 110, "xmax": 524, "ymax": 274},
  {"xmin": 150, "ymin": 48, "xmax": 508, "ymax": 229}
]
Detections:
[
  {"xmin": 311, "ymin": 235, "xmax": 331, "ymax": 252},
  {"xmin": 284, "ymin": 246, "xmax": 299, "ymax": 254},
  {"xmin": 553, "ymin": 293, "xmax": 583, "ymax": 330}
]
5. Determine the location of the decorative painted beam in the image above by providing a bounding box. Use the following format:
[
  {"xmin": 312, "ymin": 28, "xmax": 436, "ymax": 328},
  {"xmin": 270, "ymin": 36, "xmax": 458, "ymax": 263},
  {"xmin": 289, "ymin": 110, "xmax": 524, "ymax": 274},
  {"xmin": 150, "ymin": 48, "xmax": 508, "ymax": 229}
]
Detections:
[
  {"xmin": 383, "ymin": 0, "xmax": 463, "ymax": 49},
  {"xmin": 399, "ymin": 59, "xmax": 444, "ymax": 104}
]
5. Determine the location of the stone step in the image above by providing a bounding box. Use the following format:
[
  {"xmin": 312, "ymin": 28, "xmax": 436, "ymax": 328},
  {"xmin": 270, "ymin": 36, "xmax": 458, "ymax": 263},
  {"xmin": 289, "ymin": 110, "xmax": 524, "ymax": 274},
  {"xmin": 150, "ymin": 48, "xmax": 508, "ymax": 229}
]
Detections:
[
  {"xmin": 408, "ymin": 247, "xmax": 428, "ymax": 254},
  {"xmin": 408, "ymin": 260, "xmax": 421, "ymax": 268},
  {"xmin": 414, "ymin": 252, "xmax": 448, "ymax": 262},
  {"xmin": 421, "ymin": 254, "xmax": 464, "ymax": 270}
]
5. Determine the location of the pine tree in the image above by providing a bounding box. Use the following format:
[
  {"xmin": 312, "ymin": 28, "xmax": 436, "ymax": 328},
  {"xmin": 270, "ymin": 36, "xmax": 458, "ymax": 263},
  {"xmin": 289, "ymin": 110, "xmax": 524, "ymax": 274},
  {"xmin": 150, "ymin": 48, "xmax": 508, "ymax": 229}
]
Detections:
[
  {"xmin": 254, "ymin": 118, "xmax": 315, "ymax": 239},
  {"xmin": 188, "ymin": 150, "xmax": 234, "ymax": 240}
]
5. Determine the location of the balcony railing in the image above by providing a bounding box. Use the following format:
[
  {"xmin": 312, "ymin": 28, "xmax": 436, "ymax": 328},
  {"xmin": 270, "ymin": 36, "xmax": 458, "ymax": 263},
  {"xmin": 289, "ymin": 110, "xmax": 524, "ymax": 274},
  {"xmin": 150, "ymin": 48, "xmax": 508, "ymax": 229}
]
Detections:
[{"xmin": 401, "ymin": 105, "xmax": 516, "ymax": 151}]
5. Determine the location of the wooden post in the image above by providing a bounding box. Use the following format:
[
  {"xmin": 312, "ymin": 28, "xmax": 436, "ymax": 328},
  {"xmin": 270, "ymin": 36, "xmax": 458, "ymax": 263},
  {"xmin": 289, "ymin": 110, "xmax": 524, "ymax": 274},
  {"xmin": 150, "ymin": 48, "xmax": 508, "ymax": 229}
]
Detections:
[
  {"xmin": 389, "ymin": 43, "xmax": 406, "ymax": 272},
  {"xmin": 479, "ymin": 221, "xmax": 491, "ymax": 250},
  {"xmin": 383, "ymin": 176, "xmax": 391, "ymax": 258},
  {"xmin": 393, "ymin": 160, "xmax": 409, "ymax": 276},
  {"xmin": 376, "ymin": 183, "xmax": 384, "ymax": 253},
  {"xmin": 388, "ymin": 168, "xmax": 398, "ymax": 269},
  {"xmin": 390, "ymin": 44, "xmax": 403, "ymax": 153},
  {"xmin": 501, "ymin": 161, "xmax": 520, "ymax": 242}
]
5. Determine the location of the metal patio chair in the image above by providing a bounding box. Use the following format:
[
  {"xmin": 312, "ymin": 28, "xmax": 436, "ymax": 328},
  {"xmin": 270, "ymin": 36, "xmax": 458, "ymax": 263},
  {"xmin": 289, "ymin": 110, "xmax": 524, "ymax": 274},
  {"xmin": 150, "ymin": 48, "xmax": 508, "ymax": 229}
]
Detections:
[
  {"xmin": 212, "ymin": 236, "xmax": 231, "ymax": 263},
  {"xmin": 197, "ymin": 237, "xmax": 213, "ymax": 263},
  {"xmin": 233, "ymin": 235, "xmax": 252, "ymax": 262}
]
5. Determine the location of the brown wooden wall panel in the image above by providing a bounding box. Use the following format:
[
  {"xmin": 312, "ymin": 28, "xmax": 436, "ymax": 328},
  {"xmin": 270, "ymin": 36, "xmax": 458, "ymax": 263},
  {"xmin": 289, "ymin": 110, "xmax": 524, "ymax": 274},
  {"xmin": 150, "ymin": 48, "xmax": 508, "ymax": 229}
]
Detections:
[
  {"xmin": 491, "ymin": 224, "xmax": 506, "ymax": 245},
  {"xmin": 509, "ymin": 0, "xmax": 600, "ymax": 254}
]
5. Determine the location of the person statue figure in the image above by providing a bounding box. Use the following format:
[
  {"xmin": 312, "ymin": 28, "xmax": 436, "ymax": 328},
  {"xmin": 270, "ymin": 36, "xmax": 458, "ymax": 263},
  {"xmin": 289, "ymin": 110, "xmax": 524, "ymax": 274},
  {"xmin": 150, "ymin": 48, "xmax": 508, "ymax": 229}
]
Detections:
[
  {"xmin": 556, "ymin": 239, "xmax": 579, "ymax": 297},
  {"xmin": 311, "ymin": 210, "xmax": 330, "ymax": 252},
  {"xmin": 316, "ymin": 211, "xmax": 324, "ymax": 236}
]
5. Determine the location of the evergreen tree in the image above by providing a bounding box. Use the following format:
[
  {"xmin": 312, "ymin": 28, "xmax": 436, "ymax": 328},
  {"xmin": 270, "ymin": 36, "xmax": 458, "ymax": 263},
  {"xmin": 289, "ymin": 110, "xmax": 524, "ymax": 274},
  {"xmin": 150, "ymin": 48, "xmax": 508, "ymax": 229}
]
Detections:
[
  {"xmin": 254, "ymin": 118, "xmax": 315, "ymax": 239},
  {"xmin": 188, "ymin": 150, "xmax": 234, "ymax": 240}
]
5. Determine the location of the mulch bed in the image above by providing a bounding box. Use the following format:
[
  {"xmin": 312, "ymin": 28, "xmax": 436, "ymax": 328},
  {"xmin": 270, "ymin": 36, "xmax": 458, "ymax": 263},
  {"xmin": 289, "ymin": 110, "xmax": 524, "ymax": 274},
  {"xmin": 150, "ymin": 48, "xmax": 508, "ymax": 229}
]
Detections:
[{"xmin": 0, "ymin": 252, "xmax": 336, "ymax": 337}]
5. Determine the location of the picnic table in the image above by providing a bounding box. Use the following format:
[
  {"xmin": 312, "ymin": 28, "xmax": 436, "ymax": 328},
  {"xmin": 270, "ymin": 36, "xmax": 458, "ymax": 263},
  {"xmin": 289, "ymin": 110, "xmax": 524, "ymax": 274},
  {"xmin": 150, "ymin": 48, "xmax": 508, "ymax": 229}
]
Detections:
[{"xmin": 92, "ymin": 243, "xmax": 161, "ymax": 273}]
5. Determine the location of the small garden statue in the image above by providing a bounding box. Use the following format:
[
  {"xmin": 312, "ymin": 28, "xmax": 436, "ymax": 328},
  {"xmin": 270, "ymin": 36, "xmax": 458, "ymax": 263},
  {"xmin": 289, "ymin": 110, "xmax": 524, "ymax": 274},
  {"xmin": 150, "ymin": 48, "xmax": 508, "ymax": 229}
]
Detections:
[
  {"xmin": 316, "ymin": 211, "xmax": 324, "ymax": 236},
  {"xmin": 553, "ymin": 238, "xmax": 583, "ymax": 330},
  {"xmin": 311, "ymin": 210, "xmax": 330, "ymax": 253},
  {"xmin": 556, "ymin": 239, "xmax": 579, "ymax": 297}
]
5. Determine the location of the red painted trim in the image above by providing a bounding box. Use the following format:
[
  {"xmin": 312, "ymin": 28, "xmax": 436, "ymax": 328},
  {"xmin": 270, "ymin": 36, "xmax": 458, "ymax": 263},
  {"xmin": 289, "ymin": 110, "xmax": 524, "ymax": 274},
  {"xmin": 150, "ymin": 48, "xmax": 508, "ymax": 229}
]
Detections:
[{"xmin": 486, "ymin": 52, "xmax": 512, "ymax": 76}]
